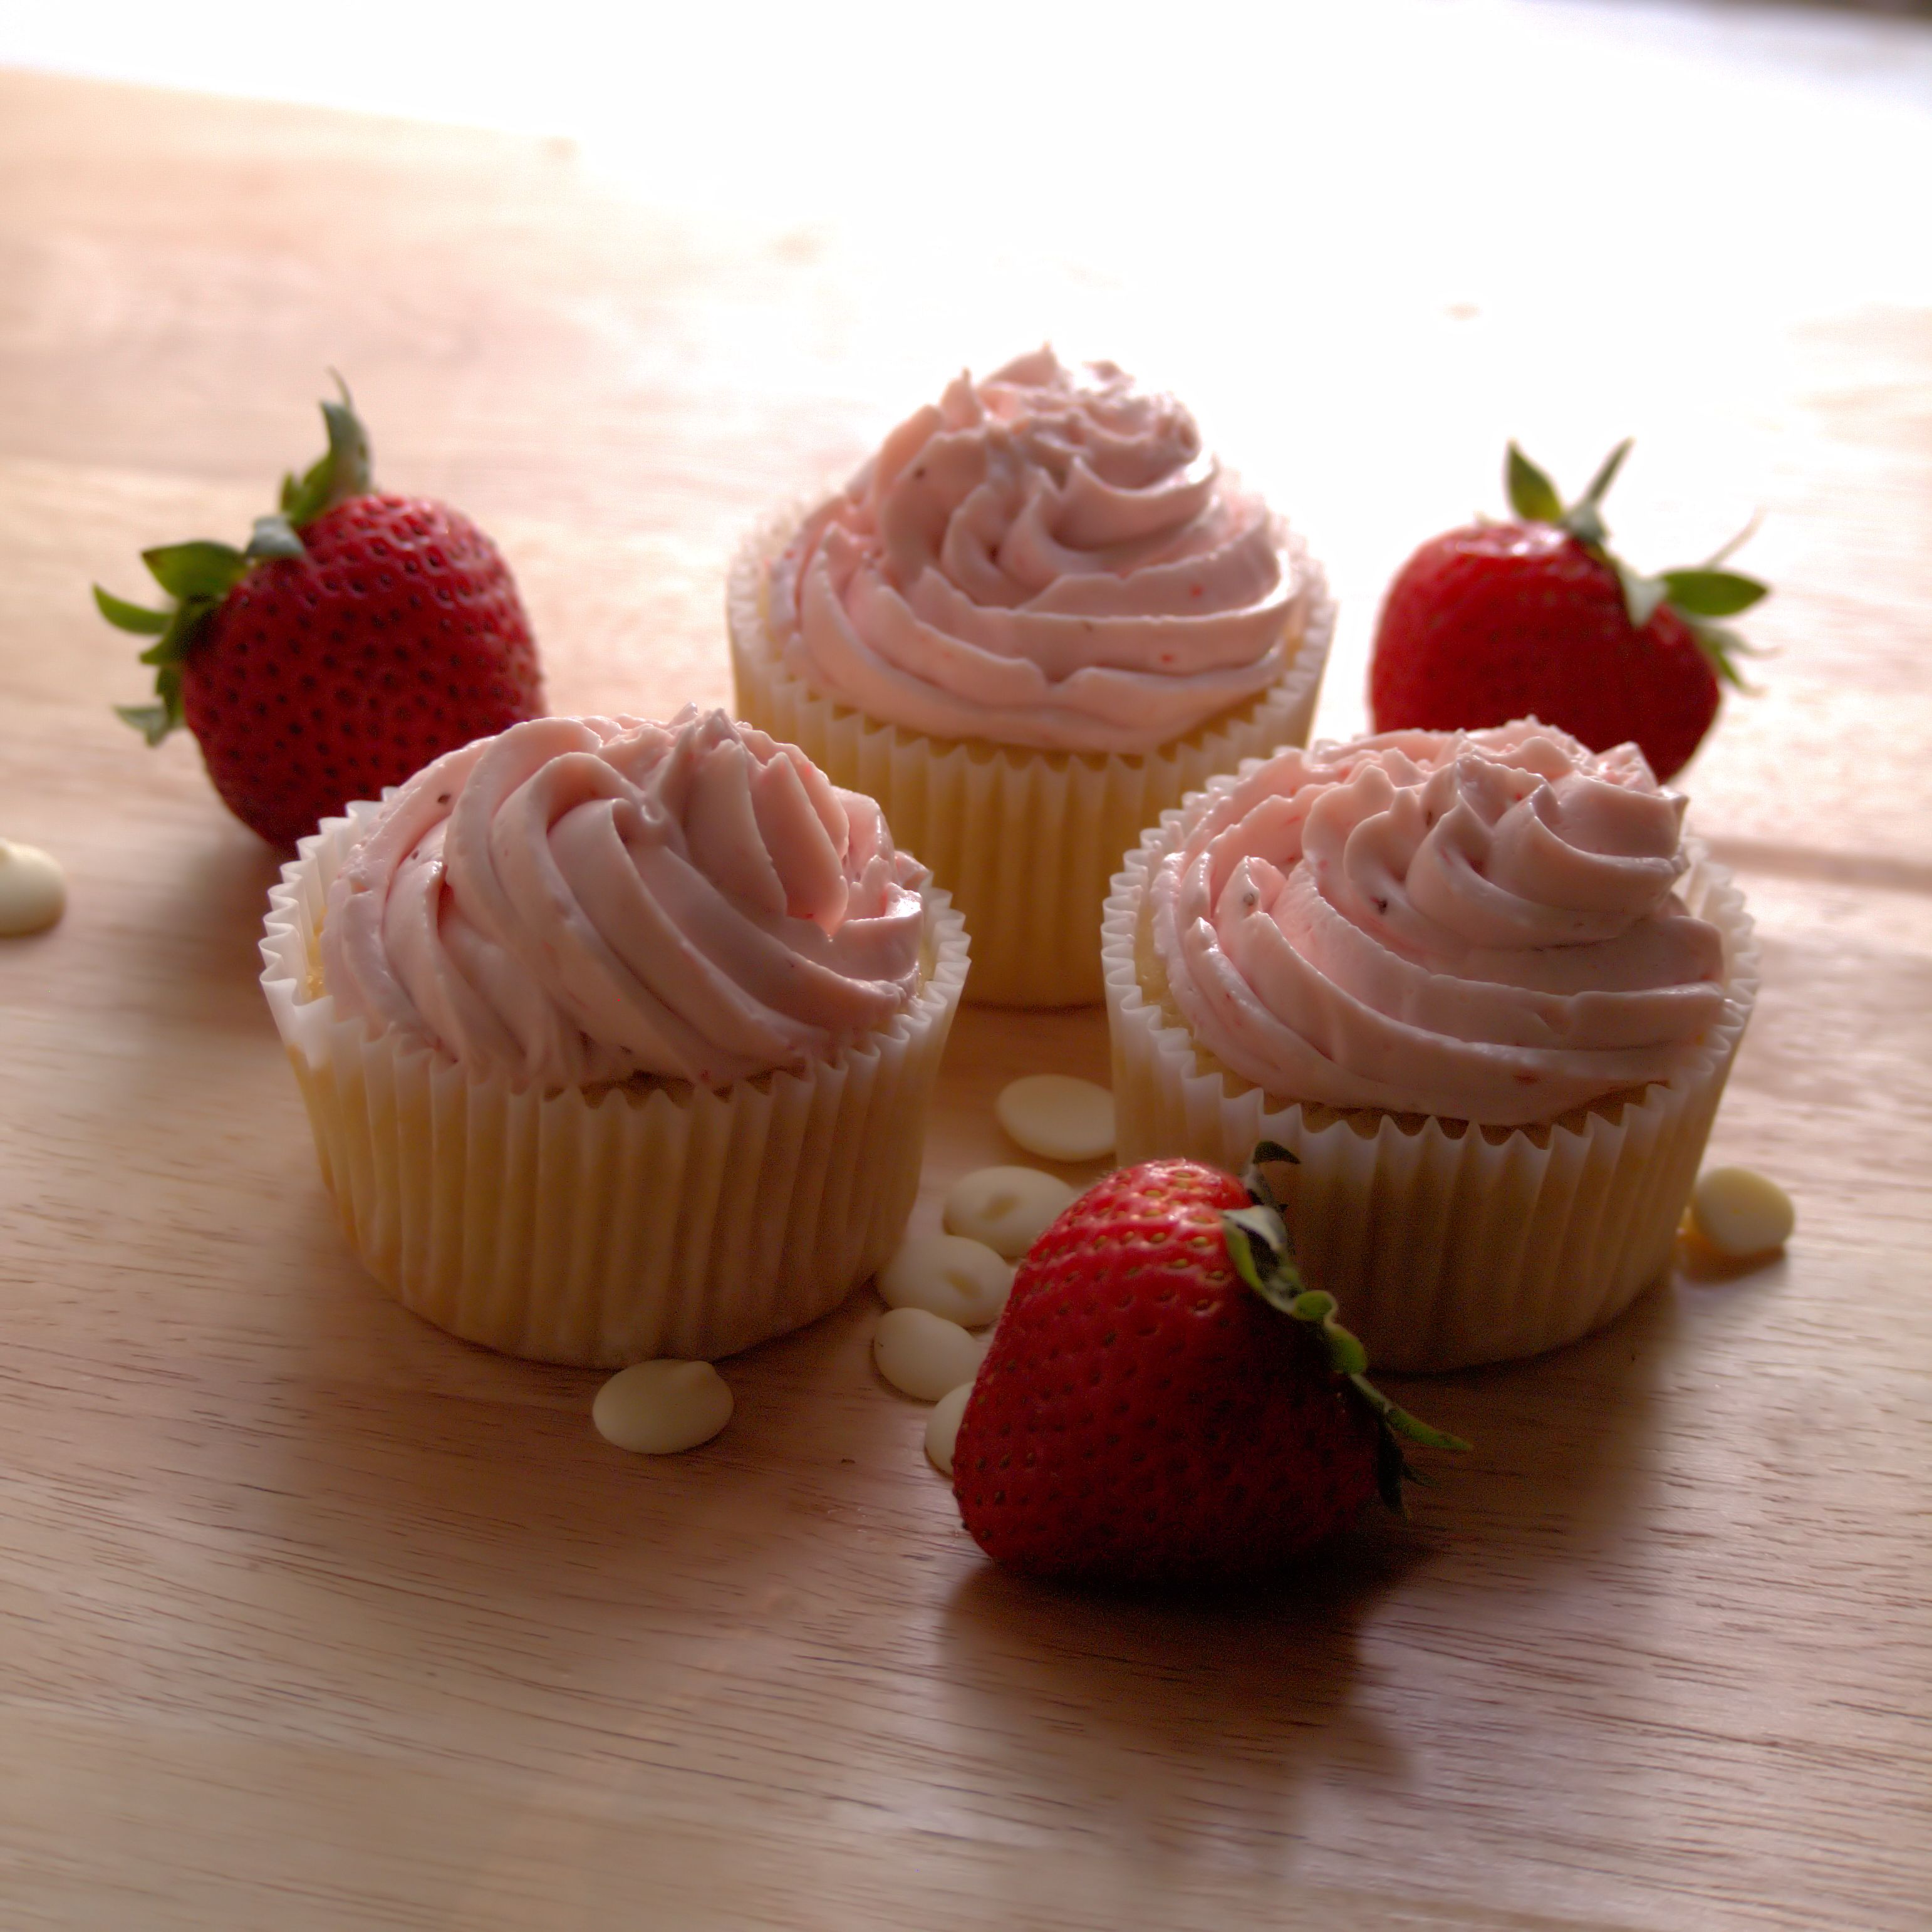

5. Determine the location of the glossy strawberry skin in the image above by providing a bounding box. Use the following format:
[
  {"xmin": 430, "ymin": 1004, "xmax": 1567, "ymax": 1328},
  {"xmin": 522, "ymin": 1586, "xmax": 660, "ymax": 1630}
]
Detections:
[
  {"xmin": 182, "ymin": 494, "xmax": 543, "ymax": 846},
  {"xmin": 1369, "ymin": 522, "xmax": 1719, "ymax": 782},
  {"xmin": 952, "ymin": 1160, "xmax": 1380, "ymax": 1586}
]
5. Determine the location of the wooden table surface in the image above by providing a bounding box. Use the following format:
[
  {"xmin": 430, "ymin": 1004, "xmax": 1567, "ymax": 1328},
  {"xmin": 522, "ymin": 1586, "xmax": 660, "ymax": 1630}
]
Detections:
[{"xmin": 1, "ymin": 44, "xmax": 1928, "ymax": 1932}]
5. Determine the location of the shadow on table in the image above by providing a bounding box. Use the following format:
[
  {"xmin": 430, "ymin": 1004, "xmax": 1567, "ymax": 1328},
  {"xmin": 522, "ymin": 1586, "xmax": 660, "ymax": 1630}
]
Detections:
[
  {"xmin": 242, "ymin": 1237, "xmax": 942, "ymax": 1624},
  {"xmin": 237, "ymin": 1165, "xmax": 1752, "ymax": 1859},
  {"xmin": 127, "ymin": 814, "xmax": 292, "ymax": 1029},
  {"xmin": 934, "ymin": 1522, "xmax": 1426, "ymax": 1850},
  {"xmin": 254, "ymin": 1200, "xmax": 1701, "ymax": 1567},
  {"xmin": 928, "ymin": 1279, "xmax": 1693, "ymax": 1847}
]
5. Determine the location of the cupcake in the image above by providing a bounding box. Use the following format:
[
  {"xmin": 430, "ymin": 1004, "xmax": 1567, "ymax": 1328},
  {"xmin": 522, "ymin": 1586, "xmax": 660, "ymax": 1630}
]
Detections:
[
  {"xmin": 259, "ymin": 707, "xmax": 969, "ymax": 1366},
  {"xmin": 1103, "ymin": 720, "xmax": 1757, "ymax": 1371},
  {"xmin": 729, "ymin": 348, "xmax": 1332, "ymax": 1007}
]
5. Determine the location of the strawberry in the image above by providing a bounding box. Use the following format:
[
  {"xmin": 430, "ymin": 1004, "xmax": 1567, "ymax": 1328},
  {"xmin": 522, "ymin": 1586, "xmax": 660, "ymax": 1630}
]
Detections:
[
  {"xmin": 951, "ymin": 1145, "xmax": 1466, "ymax": 1586},
  {"xmin": 98, "ymin": 383, "xmax": 544, "ymax": 846},
  {"xmin": 1368, "ymin": 442, "xmax": 1768, "ymax": 781}
]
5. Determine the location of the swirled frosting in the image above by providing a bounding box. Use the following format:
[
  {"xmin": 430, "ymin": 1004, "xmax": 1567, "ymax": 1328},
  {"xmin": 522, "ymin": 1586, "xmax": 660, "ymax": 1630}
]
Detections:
[
  {"xmin": 767, "ymin": 348, "xmax": 1303, "ymax": 754},
  {"xmin": 1147, "ymin": 722, "xmax": 1728, "ymax": 1125},
  {"xmin": 320, "ymin": 710, "xmax": 927, "ymax": 1089}
]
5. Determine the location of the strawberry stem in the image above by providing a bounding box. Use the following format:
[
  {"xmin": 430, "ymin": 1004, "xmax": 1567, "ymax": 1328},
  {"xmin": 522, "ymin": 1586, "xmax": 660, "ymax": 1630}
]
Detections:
[
  {"xmin": 1505, "ymin": 444, "xmax": 1564, "ymax": 526},
  {"xmin": 1703, "ymin": 509, "xmax": 1763, "ymax": 568},
  {"xmin": 92, "ymin": 586, "xmax": 170, "ymax": 635},
  {"xmin": 1502, "ymin": 439, "xmax": 1772, "ymax": 673},
  {"xmin": 1577, "ymin": 437, "xmax": 1633, "ymax": 512},
  {"xmin": 1221, "ymin": 1141, "xmax": 1468, "ymax": 1514},
  {"xmin": 247, "ymin": 514, "xmax": 306, "ymax": 560},
  {"xmin": 281, "ymin": 375, "xmax": 372, "ymax": 527},
  {"xmin": 105, "ymin": 379, "xmax": 375, "ymax": 744}
]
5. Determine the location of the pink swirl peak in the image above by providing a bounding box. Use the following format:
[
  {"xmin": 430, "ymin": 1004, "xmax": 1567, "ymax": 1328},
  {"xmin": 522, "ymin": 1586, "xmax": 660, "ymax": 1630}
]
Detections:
[
  {"xmin": 768, "ymin": 348, "xmax": 1303, "ymax": 754},
  {"xmin": 321, "ymin": 710, "xmax": 927, "ymax": 1089},
  {"xmin": 1148, "ymin": 722, "xmax": 1728, "ymax": 1125}
]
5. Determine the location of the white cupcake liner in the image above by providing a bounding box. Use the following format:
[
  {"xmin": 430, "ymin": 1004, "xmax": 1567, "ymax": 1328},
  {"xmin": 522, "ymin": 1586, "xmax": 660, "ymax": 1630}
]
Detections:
[
  {"xmin": 728, "ymin": 502, "xmax": 1334, "ymax": 1008},
  {"xmin": 1102, "ymin": 779, "xmax": 1759, "ymax": 1372},
  {"xmin": 260, "ymin": 806, "xmax": 970, "ymax": 1367}
]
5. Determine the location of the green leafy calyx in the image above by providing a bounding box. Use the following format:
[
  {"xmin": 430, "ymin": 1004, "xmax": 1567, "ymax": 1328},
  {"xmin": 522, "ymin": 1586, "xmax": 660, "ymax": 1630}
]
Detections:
[
  {"xmin": 278, "ymin": 375, "xmax": 373, "ymax": 527},
  {"xmin": 1220, "ymin": 1142, "xmax": 1468, "ymax": 1514},
  {"xmin": 101, "ymin": 379, "xmax": 374, "ymax": 744},
  {"xmin": 1503, "ymin": 441, "xmax": 1770, "ymax": 692}
]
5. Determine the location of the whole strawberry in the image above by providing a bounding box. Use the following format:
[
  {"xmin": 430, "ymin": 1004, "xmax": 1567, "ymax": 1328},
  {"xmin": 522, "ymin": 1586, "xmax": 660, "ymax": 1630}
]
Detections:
[
  {"xmin": 98, "ymin": 383, "xmax": 544, "ymax": 846},
  {"xmin": 952, "ymin": 1145, "xmax": 1465, "ymax": 1586},
  {"xmin": 1369, "ymin": 442, "xmax": 1768, "ymax": 781}
]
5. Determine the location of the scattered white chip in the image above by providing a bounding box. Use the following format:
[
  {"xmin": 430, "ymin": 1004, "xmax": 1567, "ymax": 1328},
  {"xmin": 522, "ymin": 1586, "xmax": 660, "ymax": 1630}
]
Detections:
[
  {"xmin": 593, "ymin": 1359, "xmax": 734, "ymax": 1454},
  {"xmin": 0, "ymin": 840, "xmax": 65, "ymax": 937},
  {"xmin": 1690, "ymin": 1166, "xmax": 1795, "ymax": 1259},
  {"xmin": 943, "ymin": 1165, "xmax": 1077, "ymax": 1260},
  {"xmin": 873, "ymin": 1307, "xmax": 988, "ymax": 1403},
  {"xmin": 994, "ymin": 1074, "xmax": 1116, "ymax": 1163},
  {"xmin": 925, "ymin": 1382, "xmax": 974, "ymax": 1478},
  {"xmin": 878, "ymin": 1232, "xmax": 1013, "ymax": 1329}
]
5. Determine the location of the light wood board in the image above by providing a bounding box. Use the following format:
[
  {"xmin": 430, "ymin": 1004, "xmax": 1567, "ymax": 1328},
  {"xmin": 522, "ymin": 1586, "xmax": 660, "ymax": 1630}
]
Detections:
[{"xmin": 0, "ymin": 56, "xmax": 1928, "ymax": 1932}]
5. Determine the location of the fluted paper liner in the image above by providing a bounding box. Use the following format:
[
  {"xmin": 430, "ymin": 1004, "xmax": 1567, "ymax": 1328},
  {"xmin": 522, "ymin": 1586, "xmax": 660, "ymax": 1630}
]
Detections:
[
  {"xmin": 729, "ymin": 502, "xmax": 1334, "ymax": 1008},
  {"xmin": 261, "ymin": 806, "xmax": 969, "ymax": 1367},
  {"xmin": 1102, "ymin": 777, "xmax": 1759, "ymax": 1372}
]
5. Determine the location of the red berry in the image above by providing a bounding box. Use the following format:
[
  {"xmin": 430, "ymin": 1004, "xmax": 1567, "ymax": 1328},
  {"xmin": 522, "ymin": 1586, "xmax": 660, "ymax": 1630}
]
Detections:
[
  {"xmin": 1369, "ymin": 522, "xmax": 1718, "ymax": 782},
  {"xmin": 952, "ymin": 1158, "xmax": 1384, "ymax": 1586},
  {"xmin": 184, "ymin": 496, "xmax": 542, "ymax": 846},
  {"xmin": 102, "ymin": 387, "xmax": 545, "ymax": 846}
]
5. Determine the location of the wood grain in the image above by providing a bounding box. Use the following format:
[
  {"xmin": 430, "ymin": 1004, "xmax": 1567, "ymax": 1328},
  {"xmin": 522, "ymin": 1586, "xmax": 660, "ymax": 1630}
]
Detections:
[{"xmin": 1, "ymin": 53, "xmax": 1928, "ymax": 1932}]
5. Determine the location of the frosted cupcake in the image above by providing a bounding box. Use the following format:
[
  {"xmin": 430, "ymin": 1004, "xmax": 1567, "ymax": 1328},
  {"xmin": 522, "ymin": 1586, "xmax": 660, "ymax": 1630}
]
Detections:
[
  {"xmin": 260, "ymin": 707, "xmax": 969, "ymax": 1366},
  {"xmin": 730, "ymin": 348, "xmax": 1332, "ymax": 1007},
  {"xmin": 1104, "ymin": 721, "xmax": 1757, "ymax": 1370}
]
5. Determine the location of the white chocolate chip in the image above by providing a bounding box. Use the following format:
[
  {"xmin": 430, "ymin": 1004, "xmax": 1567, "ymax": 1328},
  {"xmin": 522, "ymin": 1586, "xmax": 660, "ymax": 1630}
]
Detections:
[
  {"xmin": 994, "ymin": 1074, "xmax": 1116, "ymax": 1163},
  {"xmin": 878, "ymin": 1233, "xmax": 1013, "ymax": 1329},
  {"xmin": 943, "ymin": 1165, "xmax": 1078, "ymax": 1260},
  {"xmin": 0, "ymin": 840, "xmax": 66, "ymax": 937},
  {"xmin": 593, "ymin": 1359, "xmax": 734, "ymax": 1454},
  {"xmin": 925, "ymin": 1382, "xmax": 974, "ymax": 1478},
  {"xmin": 1690, "ymin": 1166, "xmax": 1795, "ymax": 1259},
  {"xmin": 873, "ymin": 1307, "xmax": 988, "ymax": 1403}
]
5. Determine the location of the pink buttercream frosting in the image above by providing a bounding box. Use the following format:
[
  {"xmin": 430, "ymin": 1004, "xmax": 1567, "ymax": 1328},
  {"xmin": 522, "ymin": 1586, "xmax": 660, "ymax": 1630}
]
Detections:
[
  {"xmin": 320, "ymin": 710, "xmax": 927, "ymax": 1089},
  {"xmin": 1148, "ymin": 721, "xmax": 1728, "ymax": 1126},
  {"xmin": 767, "ymin": 348, "xmax": 1303, "ymax": 754}
]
